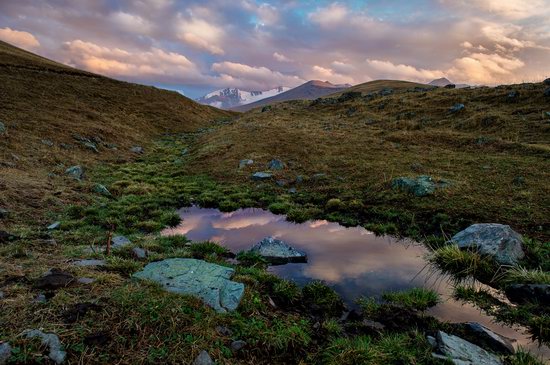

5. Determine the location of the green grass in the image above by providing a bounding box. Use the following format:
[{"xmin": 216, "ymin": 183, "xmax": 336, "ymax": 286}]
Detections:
[
  {"xmin": 382, "ymin": 288, "xmax": 439, "ymax": 311},
  {"xmin": 503, "ymin": 267, "xmax": 550, "ymax": 285},
  {"xmin": 428, "ymin": 245, "xmax": 500, "ymax": 283},
  {"xmin": 302, "ymin": 281, "xmax": 345, "ymax": 318}
]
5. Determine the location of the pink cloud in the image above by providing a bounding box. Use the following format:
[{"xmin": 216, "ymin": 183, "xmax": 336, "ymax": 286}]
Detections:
[{"xmin": 0, "ymin": 27, "xmax": 40, "ymax": 50}]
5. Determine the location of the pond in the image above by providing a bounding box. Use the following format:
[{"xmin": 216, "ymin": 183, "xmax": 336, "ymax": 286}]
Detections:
[{"xmin": 163, "ymin": 206, "xmax": 549, "ymax": 358}]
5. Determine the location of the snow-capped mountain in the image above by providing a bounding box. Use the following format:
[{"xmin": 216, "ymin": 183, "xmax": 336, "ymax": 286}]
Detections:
[{"xmin": 196, "ymin": 86, "xmax": 290, "ymax": 109}]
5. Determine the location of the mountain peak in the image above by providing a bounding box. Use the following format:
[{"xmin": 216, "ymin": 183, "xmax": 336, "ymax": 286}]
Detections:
[
  {"xmin": 429, "ymin": 77, "xmax": 453, "ymax": 87},
  {"xmin": 197, "ymin": 86, "xmax": 290, "ymax": 109}
]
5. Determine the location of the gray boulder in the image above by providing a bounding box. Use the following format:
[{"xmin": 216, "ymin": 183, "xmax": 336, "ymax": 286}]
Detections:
[
  {"xmin": 250, "ymin": 236, "xmax": 307, "ymax": 264},
  {"xmin": 47, "ymin": 221, "xmax": 61, "ymax": 230},
  {"xmin": 132, "ymin": 247, "xmax": 148, "ymax": 260},
  {"xmin": 432, "ymin": 331, "xmax": 502, "ymax": 365},
  {"xmin": 251, "ymin": 172, "xmax": 272, "ymax": 181},
  {"xmin": 92, "ymin": 184, "xmax": 111, "ymax": 197},
  {"xmin": 461, "ymin": 322, "xmax": 514, "ymax": 355},
  {"xmin": 267, "ymin": 159, "xmax": 284, "ymax": 170},
  {"xmin": 112, "ymin": 235, "xmax": 131, "ymax": 249},
  {"xmin": 24, "ymin": 329, "xmax": 66, "ymax": 364},
  {"xmin": 65, "ymin": 165, "xmax": 84, "ymax": 180},
  {"xmin": 239, "ymin": 159, "xmax": 253, "ymax": 168},
  {"xmin": 449, "ymin": 103, "xmax": 465, "ymax": 113},
  {"xmin": 130, "ymin": 146, "xmax": 144, "ymax": 154},
  {"xmin": 505, "ymin": 284, "xmax": 550, "ymax": 306},
  {"xmin": 0, "ymin": 342, "xmax": 11, "ymax": 365},
  {"xmin": 391, "ymin": 175, "xmax": 449, "ymax": 197},
  {"xmin": 133, "ymin": 258, "xmax": 244, "ymax": 313},
  {"xmin": 450, "ymin": 223, "xmax": 524, "ymax": 265},
  {"xmin": 193, "ymin": 350, "xmax": 214, "ymax": 365}
]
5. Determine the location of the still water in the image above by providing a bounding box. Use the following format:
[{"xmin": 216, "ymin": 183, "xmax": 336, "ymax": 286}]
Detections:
[{"xmin": 163, "ymin": 206, "xmax": 549, "ymax": 358}]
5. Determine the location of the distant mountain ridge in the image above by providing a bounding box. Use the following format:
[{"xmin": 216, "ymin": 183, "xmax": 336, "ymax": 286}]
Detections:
[
  {"xmin": 429, "ymin": 77, "xmax": 469, "ymax": 89},
  {"xmin": 232, "ymin": 80, "xmax": 351, "ymax": 112},
  {"xmin": 196, "ymin": 86, "xmax": 290, "ymax": 109}
]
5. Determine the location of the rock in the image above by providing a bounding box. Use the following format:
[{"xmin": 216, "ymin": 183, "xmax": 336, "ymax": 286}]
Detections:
[
  {"xmin": 59, "ymin": 143, "xmax": 73, "ymax": 150},
  {"xmin": 47, "ymin": 221, "xmax": 61, "ymax": 230},
  {"xmin": 544, "ymin": 78, "xmax": 550, "ymax": 85},
  {"xmin": 461, "ymin": 322, "xmax": 514, "ymax": 355},
  {"xmin": 215, "ymin": 326, "xmax": 233, "ymax": 337},
  {"xmin": 276, "ymin": 179, "xmax": 287, "ymax": 187},
  {"xmin": 449, "ymin": 103, "xmax": 465, "ymax": 113},
  {"xmin": 512, "ymin": 176, "xmax": 525, "ymax": 186},
  {"xmin": 507, "ymin": 90, "xmax": 519, "ymax": 102},
  {"xmin": 72, "ymin": 259, "xmax": 106, "ymax": 267},
  {"xmin": 0, "ymin": 122, "xmax": 5, "ymax": 134},
  {"xmin": 432, "ymin": 331, "xmax": 502, "ymax": 365},
  {"xmin": 251, "ymin": 172, "xmax": 272, "ymax": 181},
  {"xmin": 445, "ymin": 84, "xmax": 456, "ymax": 89},
  {"xmin": 130, "ymin": 146, "xmax": 144, "ymax": 154},
  {"xmin": 77, "ymin": 277, "xmax": 96, "ymax": 285},
  {"xmin": 34, "ymin": 293, "xmax": 48, "ymax": 304},
  {"xmin": 0, "ymin": 208, "xmax": 8, "ymax": 219},
  {"xmin": 261, "ymin": 105, "xmax": 272, "ymax": 112},
  {"xmin": 0, "ymin": 342, "xmax": 12, "ymax": 365},
  {"xmin": 181, "ymin": 148, "xmax": 188, "ymax": 156},
  {"xmin": 0, "ymin": 231, "xmax": 18, "ymax": 243},
  {"xmin": 427, "ymin": 335, "xmax": 437, "ymax": 348},
  {"xmin": 391, "ymin": 175, "xmax": 449, "ymax": 197},
  {"xmin": 249, "ymin": 236, "xmax": 307, "ymax": 264},
  {"xmin": 410, "ymin": 163, "xmax": 424, "ymax": 172},
  {"xmin": 24, "ymin": 329, "xmax": 66, "ymax": 364},
  {"xmin": 267, "ymin": 159, "xmax": 284, "ymax": 170},
  {"xmin": 239, "ymin": 159, "xmax": 253, "ymax": 168},
  {"xmin": 450, "ymin": 223, "xmax": 524, "ymax": 265},
  {"xmin": 83, "ymin": 142, "xmax": 99, "ymax": 153},
  {"xmin": 35, "ymin": 269, "xmax": 74, "ymax": 290},
  {"xmin": 92, "ymin": 184, "xmax": 111, "ymax": 197},
  {"xmin": 379, "ymin": 88, "xmax": 393, "ymax": 96},
  {"xmin": 112, "ymin": 235, "xmax": 131, "ymax": 249},
  {"xmin": 65, "ymin": 165, "xmax": 84, "ymax": 180},
  {"xmin": 505, "ymin": 284, "xmax": 550, "ymax": 305},
  {"xmin": 231, "ymin": 340, "xmax": 246, "ymax": 352},
  {"xmin": 132, "ymin": 247, "xmax": 147, "ymax": 260},
  {"xmin": 544, "ymin": 87, "xmax": 550, "ymax": 97},
  {"xmin": 338, "ymin": 91, "xmax": 362, "ymax": 102},
  {"xmin": 288, "ymin": 187, "xmax": 297, "ymax": 194},
  {"xmin": 41, "ymin": 139, "xmax": 54, "ymax": 147},
  {"xmin": 62, "ymin": 302, "xmax": 102, "ymax": 323},
  {"xmin": 0, "ymin": 291, "xmax": 4, "ymax": 299},
  {"xmin": 544, "ymin": 111, "xmax": 550, "ymax": 119},
  {"xmin": 193, "ymin": 350, "xmax": 214, "ymax": 365},
  {"xmin": 133, "ymin": 258, "xmax": 245, "ymax": 313},
  {"xmin": 295, "ymin": 175, "xmax": 304, "ymax": 184}
]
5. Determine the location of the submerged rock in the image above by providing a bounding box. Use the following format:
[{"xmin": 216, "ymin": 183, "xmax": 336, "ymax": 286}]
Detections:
[
  {"xmin": 432, "ymin": 331, "xmax": 502, "ymax": 365},
  {"xmin": 505, "ymin": 284, "xmax": 550, "ymax": 306},
  {"xmin": 193, "ymin": 350, "xmax": 214, "ymax": 365},
  {"xmin": 461, "ymin": 322, "xmax": 514, "ymax": 355},
  {"xmin": 450, "ymin": 223, "xmax": 524, "ymax": 266},
  {"xmin": 133, "ymin": 258, "xmax": 244, "ymax": 313},
  {"xmin": 0, "ymin": 342, "xmax": 12, "ymax": 365},
  {"xmin": 24, "ymin": 329, "xmax": 66, "ymax": 364},
  {"xmin": 391, "ymin": 175, "xmax": 449, "ymax": 197},
  {"xmin": 65, "ymin": 165, "xmax": 84, "ymax": 180},
  {"xmin": 250, "ymin": 236, "xmax": 307, "ymax": 264},
  {"xmin": 251, "ymin": 172, "xmax": 272, "ymax": 181}
]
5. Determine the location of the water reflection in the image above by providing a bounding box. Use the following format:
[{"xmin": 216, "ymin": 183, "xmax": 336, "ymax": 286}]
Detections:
[{"xmin": 163, "ymin": 206, "xmax": 549, "ymax": 358}]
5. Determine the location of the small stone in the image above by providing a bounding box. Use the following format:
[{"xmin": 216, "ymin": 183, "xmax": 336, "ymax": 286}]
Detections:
[
  {"xmin": 83, "ymin": 142, "xmax": 99, "ymax": 153},
  {"xmin": 0, "ymin": 342, "xmax": 12, "ymax": 364},
  {"xmin": 215, "ymin": 326, "xmax": 233, "ymax": 337},
  {"xmin": 0, "ymin": 122, "xmax": 6, "ymax": 134},
  {"xmin": 231, "ymin": 340, "xmax": 246, "ymax": 352},
  {"xmin": 112, "ymin": 235, "xmax": 131, "ymax": 249},
  {"xmin": 193, "ymin": 350, "xmax": 214, "ymax": 365},
  {"xmin": 267, "ymin": 159, "xmax": 284, "ymax": 170},
  {"xmin": 512, "ymin": 176, "xmax": 525, "ymax": 186},
  {"xmin": 379, "ymin": 88, "xmax": 393, "ymax": 96},
  {"xmin": 47, "ymin": 221, "xmax": 61, "ymax": 230},
  {"xmin": 449, "ymin": 103, "xmax": 465, "ymax": 113},
  {"xmin": 288, "ymin": 187, "xmax": 297, "ymax": 194},
  {"xmin": 132, "ymin": 247, "xmax": 147, "ymax": 260},
  {"xmin": 251, "ymin": 172, "xmax": 272, "ymax": 181},
  {"xmin": 92, "ymin": 184, "xmax": 111, "ymax": 197},
  {"xmin": 239, "ymin": 159, "xmax": 253, "ymax": 168},
  {"xmin": 276, "ymin": 179, "xmax": 287, "ymax": 187},
  {"xmin": 0, "ymin": 231, "xmax": 18, "ymax": 243},
  {"xmin": 0, "ymin": 208, "xmax": 9, "ymax": 219},
  {"xmin": 507, "ymin": 90, "xmax": 519, "ymax": 101},
  {"xmin": 77, "ymin": 277, "xmax": 96, "ymax": 285},
  {"xmin": 24, "ymin": 329, "xmax": 66, "ymax": 364},
  {"xmin": 0, "ymin": 291, "xmax": 4, "ymax": 299},
  {"xmin": 72, "ymin": 259, "xmax": 106, "ymax": 267},
  {"xmin": 130, "ymin": 146, "xmax": 144, "ymax": 154},
  {"xmin": 181, "ymin": 148, "xmax": 188, "ymax": 156},
  {"xmin": 34, "ymin": 293, "xmax": 47, "ymax": 304},
  {"xmin": 250, "ymin": 236, "xmax": 307, "ymax": 264},
  {"xmin": 35, "ymin": 269, "xmax": 74, "ymax": 290},
  {"xmin": 65, "ymin": 165, "xmax": 84, "ymax": 180},
  {"xmin": 41, "ymin": 139, "xmax": 54, "ymax": 147},
  {"xmin": 261, "ymin": 105, "xmax": 272, "ymax": 112}
]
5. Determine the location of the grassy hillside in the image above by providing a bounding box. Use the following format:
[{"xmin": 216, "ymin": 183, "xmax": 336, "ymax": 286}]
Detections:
[
  {"xmin": 190, "ymin": 80, "xmax": 550, "ymax": 240},
  {"xmin": 0, "ymin": 41, "xmax": 232, "ymax": 223},
  {"xmin": 326, "ymin": 79, "xmax": 430, "ymax": 97}
]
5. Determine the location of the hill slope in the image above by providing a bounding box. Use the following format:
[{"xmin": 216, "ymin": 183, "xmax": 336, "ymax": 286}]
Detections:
[
  {"xmin": 232, "ymin": 80, "xmax": 350, "ymax": 112},
  {"xmin": 0, "ymin": 40, "xmax": 231, "ymax": 221}
]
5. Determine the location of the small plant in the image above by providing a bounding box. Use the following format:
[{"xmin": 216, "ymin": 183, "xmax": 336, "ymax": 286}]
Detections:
[
  {"xmin": 503, "ymin": 267, "xmax": 550, "ymax": 285},
  {"xmin": 271, "ymin": 279, "xmax": 301, "ymax": 305},
  {"xmin": 189, "ymin": 241, "xmax": 233, "ymax": 259},
  {"xmin": 236, "ymin": 251, "xmax": 268, "ymax": 268},
  {"xmin": 302, "ymin": 281, "xmax": 344, "ymax": 317},
  {"xmin": 325, "ymin": 198, "xmax": 342, "ymax": 211},
  {"xmin": 268, "ymin": 202, "xmax": 290, "ymax": 215},
  {"xmin": 382, "ymin": 288, "xmax": 439, "ymax": 311},
  {"xmin": 428, "ymin": 245, "xmax": 498, "ymax": 283},
  {"xmin": 508, "ymin": 349, "xmax": 546, "ymax": 365}
]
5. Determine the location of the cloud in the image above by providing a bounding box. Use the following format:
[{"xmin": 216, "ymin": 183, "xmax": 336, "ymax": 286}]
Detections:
[
  {"xmin": 0, "ymin": 27, "xmax": 40, "ymax": 50},
  {"xmin": 442, "ymin": 0, "xmax": 546, "ymax": 20},
  {"xmin": 308, "ymin": 65, "xmax": 355, "ymax": 84},
  {"xmin": 448, "ymin": 52, "xmax": 525, "ymax": 84},
  {"xmin": 109, "ymin": 11, "xmax": 153, "ymax": 34},
  {"xmin": 61, "ymin": 40, "xmax": 205, "ymax": 84},
  {"xmin": 309, "ymin": 3, "xmax": 348, "ymax": 27},
  {"xmin": 211, "ymin": 61, "xmax": 304, "ymax": 90},
  {"xmin": 365, "ymin": 59, "xmax": 444, "ymax": 82},
  {"xmin": 177, "ymin": 15, "xmax": 225, "ymax": 55},
  {"xmin": 273, "ymin": 52, "xmax": 293, "ymax": 62}
]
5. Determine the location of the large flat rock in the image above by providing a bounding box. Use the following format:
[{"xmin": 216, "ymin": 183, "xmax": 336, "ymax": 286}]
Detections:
[
  {"xmin": 133, "ymin": 258, "xmax": 244, "ymax": 313},
  {"xmin": 433, "ymin": 331, "xmax": 502, "ymax": 365}
]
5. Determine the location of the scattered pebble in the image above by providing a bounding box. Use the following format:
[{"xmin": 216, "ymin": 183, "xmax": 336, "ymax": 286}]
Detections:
[
  {"xmin": 47, "ymin": 221, "xmax": 61, "ymax": 230},
  {"xmin": 24, "ymin": 329, "xmax": 66, "ymax": 364},
  {"xmin": 0, "ymin": 342, "xmax": 12, "ymax": 364},
  {"xmin": 132, "ymin": 247, "xmax": 147, "ymax": 260},
  {"xmin": 231, "ymin": 340, "xmax": 246, "ymax": 352},
  {"xmin": 77, "ymin": 277, "xmax": 96, "ymax": 285},
  {"xmin": 193, "ymin": 350, "xmax": 214, "ymax": 365},
  {"xmin": 130, "ymin": 146, "xmax": 144, "ymax": 154},
  {"xmin": 72, "ymin": 259, "xmax": 106, "ymax": 268}
]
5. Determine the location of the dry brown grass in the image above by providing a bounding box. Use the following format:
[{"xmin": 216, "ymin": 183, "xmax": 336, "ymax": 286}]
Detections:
[{"xmin": 0, "ymin": 40, "xmax": 231, "ymax": 225}]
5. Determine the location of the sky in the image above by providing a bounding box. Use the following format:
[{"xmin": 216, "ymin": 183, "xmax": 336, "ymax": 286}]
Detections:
[{"xmin": 1, "ymin": 0, "xmax": 549, "ymax": 99}]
